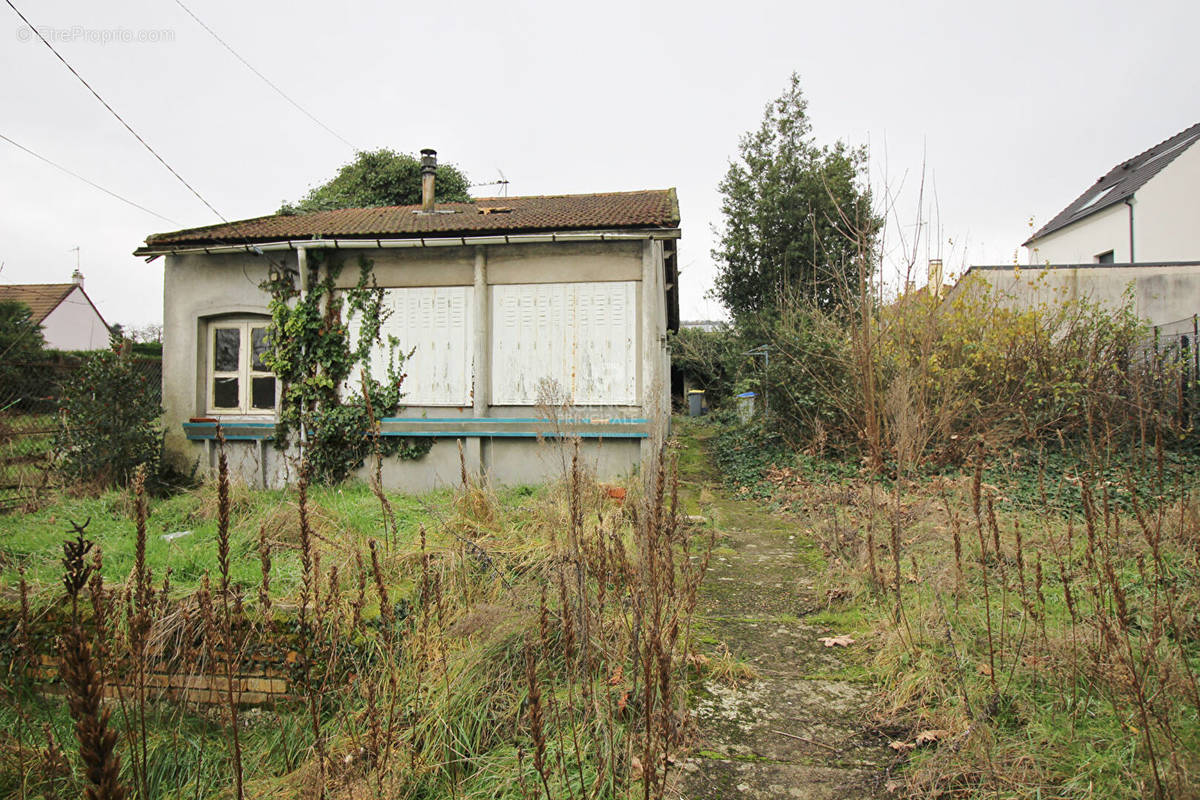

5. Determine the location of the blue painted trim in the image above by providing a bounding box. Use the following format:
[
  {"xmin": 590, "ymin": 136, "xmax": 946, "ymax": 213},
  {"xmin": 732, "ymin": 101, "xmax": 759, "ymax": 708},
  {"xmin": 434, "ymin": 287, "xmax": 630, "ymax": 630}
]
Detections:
[
  {"xmin": 377, "ymin": 431, "xmax": 647, "ymax": 439},
  {"xmin": 378, "ymin": 417, "xmax": 648, "ymax": 424},
  {"xmin": 182, "ymin": 419, "xmax": 647, "ymax": 440}
]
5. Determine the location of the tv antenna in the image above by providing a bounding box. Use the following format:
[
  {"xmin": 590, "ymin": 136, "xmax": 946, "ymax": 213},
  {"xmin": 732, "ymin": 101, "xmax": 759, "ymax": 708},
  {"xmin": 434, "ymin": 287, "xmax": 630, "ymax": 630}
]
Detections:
[{"xmin": 470, "ymin": 168, "xmax": 509, "ymax": 197}]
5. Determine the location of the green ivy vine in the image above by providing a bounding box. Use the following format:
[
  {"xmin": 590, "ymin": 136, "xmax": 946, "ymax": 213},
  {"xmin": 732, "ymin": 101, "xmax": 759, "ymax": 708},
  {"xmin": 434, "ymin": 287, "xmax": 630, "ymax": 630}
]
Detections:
[{"xmin": 260, "ymin": 251, "xmax": 432, "ymax": 484}]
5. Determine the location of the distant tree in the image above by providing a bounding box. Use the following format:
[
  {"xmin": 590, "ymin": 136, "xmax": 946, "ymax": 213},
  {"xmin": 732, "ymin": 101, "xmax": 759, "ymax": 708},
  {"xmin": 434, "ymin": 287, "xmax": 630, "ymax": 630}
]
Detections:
[
  {"xmin": 713, "ymin": 74, "xmax": 881, "ymax": 319},
  {"xmin": 0, "ymin": 300, "xmax": 45, "ymax": 362},
  {"xmin": 0, "ymin": 300, "xmax": 48, "ymax": 407},
  {"xmin": 280, "ymin": 149, "xmax": 472, "ymax": 214}
]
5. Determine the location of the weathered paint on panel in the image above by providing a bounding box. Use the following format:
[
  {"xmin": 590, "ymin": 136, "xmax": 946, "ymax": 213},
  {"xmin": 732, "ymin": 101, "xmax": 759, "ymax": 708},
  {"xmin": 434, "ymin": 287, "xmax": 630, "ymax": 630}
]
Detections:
[
  {"xmin": 347, "ymin": 286, "xmax": 474, "ymax": 406},
  {"xmin": 490, "ymin": 282, "xmax": 637, "ymax": 405}
]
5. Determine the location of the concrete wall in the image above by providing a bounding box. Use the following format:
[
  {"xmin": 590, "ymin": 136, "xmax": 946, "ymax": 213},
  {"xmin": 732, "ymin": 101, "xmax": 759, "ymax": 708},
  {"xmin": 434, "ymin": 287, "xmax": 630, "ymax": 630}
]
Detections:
[
  {"xmin": 161, "ymin": 238, "xmax": 671, "ymax": 490},
  {"xmin": 1027, "ymin": 140, "xmax": 1200, "ymax": 265},
  {"xmin": 40, "ymin": 286, "xmax": 109, "ymax": 350},
  {"xmin": 958, "ymin": 263, "xmax": 1200, "ymax": 328}
]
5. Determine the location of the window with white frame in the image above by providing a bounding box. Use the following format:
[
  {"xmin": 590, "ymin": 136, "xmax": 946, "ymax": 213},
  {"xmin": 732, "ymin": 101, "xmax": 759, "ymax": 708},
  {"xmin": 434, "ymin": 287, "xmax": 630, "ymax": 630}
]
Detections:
[{"xmin": 206, "ymin": 318, "xmax": 277, "ymax": 415}]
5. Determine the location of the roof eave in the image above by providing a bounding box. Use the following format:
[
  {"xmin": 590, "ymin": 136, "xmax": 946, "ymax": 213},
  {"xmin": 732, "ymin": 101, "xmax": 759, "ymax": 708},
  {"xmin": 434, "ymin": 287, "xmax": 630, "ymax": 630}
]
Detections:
[
  {"xmin": 134, "ymin": 226, "xmax": 683, "ymax": 258},
  {"xmin": 1023, "ymin": 191, "xmax": 1134, "ymax": 246}
]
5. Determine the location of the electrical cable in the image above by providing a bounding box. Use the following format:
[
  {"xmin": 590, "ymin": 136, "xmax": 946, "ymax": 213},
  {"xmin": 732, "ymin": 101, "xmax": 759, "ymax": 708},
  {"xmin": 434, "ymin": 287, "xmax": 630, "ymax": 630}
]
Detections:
[
  {"xmin": 5, "ymin": 0, "xmax": 227, "ymax": 222},
  {"xmin": 172, "ymin": 0, "xmax": 356, "ymax": 150},
  {"xmin": 0, "ymin": 131, "xmax": 180, "ymax": 225}
]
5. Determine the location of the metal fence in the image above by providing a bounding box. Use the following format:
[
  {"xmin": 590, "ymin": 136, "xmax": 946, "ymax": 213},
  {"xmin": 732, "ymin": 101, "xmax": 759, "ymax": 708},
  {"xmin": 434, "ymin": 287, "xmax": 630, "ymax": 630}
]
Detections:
[
  {"xmin": 0, "ymin": 355, "xmax": 161, "ymax": 510},
  {"xmin": 1131, "ymin": 315, "xmax": 1200, "ymax": 426}
]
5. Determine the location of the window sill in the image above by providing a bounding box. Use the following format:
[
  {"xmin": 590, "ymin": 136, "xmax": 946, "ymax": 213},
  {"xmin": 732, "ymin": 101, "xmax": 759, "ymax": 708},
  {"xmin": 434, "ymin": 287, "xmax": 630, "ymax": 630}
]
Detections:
[{"xmin": 183, "ymin": 418, "xmax": 276, "ymax": 441}]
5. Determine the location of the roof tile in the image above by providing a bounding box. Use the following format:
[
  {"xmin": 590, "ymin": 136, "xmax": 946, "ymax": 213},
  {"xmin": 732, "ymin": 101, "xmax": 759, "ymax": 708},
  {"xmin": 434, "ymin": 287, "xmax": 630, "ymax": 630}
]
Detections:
[
  {"xmin": 1026, "ymin": 122, "xmax": 1200, "ymax": 244},
  {"xmin": 138, "ymin": 189, "xmax": 679, "ymax": 253},
  {"xmin": 0, "ymin": 283, "xmax": 77, "ymax": 323}
]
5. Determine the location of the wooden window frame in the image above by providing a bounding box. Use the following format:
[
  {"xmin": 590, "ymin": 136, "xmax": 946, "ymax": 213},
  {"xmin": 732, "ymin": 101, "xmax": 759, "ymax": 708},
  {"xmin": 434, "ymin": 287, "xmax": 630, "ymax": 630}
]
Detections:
[{"xmin": 205, "ymin": 318, "xmax": 277, "ymax": 416}]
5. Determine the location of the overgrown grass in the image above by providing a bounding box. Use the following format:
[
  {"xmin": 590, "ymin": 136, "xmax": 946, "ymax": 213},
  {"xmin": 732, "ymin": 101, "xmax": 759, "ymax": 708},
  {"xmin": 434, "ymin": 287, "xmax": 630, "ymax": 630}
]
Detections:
[
  {"xmin": 0, "ymin": 437, "xmax": 713, "ymax": 800},
  {"xmin": 712, "ymin": 421, "xmax": 1200, "ymax": 799}
]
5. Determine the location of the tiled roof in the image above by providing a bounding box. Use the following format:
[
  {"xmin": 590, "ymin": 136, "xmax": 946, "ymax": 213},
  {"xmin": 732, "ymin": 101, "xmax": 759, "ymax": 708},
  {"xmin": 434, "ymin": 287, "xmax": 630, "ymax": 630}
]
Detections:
[
  {"xmin": 1026, "ymin": 122, "xmax": 1200, "ymax": 245},
  {"xmin": 0, "ymin": 283, "xmax": 77, "ymax": 323},
  {"xmin": 137, "ymin": 189, "xmax": 680, "ymax": 253}
]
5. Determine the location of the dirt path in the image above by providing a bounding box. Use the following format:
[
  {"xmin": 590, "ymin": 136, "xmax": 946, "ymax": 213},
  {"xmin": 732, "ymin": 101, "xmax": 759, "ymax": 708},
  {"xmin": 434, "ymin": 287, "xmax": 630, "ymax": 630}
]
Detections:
[{"xmin": 672, "ymin": 427, "xmax": 892, "ymax": 799}]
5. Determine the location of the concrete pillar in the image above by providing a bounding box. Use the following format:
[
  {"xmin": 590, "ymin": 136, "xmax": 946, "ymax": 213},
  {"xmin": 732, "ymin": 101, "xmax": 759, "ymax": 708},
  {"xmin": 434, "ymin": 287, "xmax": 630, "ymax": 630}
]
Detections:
[
  {"xmin": 469, "ymin": 246, "xmax": 489, "ymax": 477},
  {"xmin": 640, "ymin": 240, "xmax": 666, "ymax": 472}
]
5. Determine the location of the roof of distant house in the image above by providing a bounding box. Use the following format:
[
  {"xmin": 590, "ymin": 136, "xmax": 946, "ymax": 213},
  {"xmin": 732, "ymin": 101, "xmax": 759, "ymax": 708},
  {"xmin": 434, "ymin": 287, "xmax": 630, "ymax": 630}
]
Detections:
[
  {"xmin": 1025, "ymin": 122, "xmax": 1200, "ymax": 246},
  {"xmin": 0, "ymin": 282, "xmax": 100, "ymax": 325},
  {"xmin": 136, "ymin": 189, "xmax": 681, "ymax": 254}
]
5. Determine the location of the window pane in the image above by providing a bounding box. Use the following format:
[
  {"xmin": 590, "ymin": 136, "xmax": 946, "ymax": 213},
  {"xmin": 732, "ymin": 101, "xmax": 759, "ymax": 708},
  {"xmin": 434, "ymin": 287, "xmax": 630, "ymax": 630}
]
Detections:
[
  {"xmin": 213, "ymin": 377, "xmax": 239, "ymax": 409},
  {"xmin": 214, "ymin": 328, "xmax": 240, "ymax": 372},
  {"xmin": 251, "ymin": 327, "xmax": 272, "ymax": 371},
  {"xmin": 251, "ymin": 376, "xmax": 276, "ymax": 410}
]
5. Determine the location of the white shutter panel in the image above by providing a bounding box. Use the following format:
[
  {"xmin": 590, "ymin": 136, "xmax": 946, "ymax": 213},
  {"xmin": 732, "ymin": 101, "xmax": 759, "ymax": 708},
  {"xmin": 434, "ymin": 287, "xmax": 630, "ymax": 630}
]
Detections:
[
  {"xmin": 491, "ymin": 282, "xmax": 637, "ymax": 406},
  {"xmin": 346, "ymin": 287, "xmax": 473, "ymax": 406}
]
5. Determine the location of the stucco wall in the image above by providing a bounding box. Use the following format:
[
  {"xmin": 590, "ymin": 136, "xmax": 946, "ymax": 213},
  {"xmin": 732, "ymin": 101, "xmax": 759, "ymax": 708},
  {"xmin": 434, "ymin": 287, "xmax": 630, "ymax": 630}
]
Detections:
[
  {"xmin": 40, "ymin": 286, "xmax": 109, "ymax": 350},
  {"xmin": 1026, "ymin": 140, "xmax": 1200, "ymax": 265},
  {"xmin": 160, "ymin": 239, "xmax": 669, "ymax": 490},
  {"xmin": 959, "ymin": 263, "xmax": 1200, "ymax": 328},
  {"xmin": 1026, "ymin": 202, "xmax": 1131, "ymax": 265},
  {"xmin": 1128, "ymin": 140, "xmax": 1200, "ymax": 263}
]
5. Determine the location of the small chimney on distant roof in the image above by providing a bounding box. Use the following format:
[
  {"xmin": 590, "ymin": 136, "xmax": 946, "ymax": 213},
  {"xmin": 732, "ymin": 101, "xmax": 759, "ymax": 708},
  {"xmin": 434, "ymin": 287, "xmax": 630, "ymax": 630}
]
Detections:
[
  {"xmin": 71, "ymin": 268, "xmax": 84, "ymax": 289},
  {"xmin": 420, "ymin": 148, "xmax": 437, "ymax": 212},
  {"xmin": 928, "ymin": 258, "xmax": 943, "ymax": 297}
]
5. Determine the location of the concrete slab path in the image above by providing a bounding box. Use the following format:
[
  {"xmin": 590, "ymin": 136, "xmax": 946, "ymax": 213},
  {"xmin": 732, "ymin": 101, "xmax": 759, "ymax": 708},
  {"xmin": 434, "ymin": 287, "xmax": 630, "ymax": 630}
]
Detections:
[{"xmin": 671, "ymin": 429, "xmax": 893, "ymax": 799}]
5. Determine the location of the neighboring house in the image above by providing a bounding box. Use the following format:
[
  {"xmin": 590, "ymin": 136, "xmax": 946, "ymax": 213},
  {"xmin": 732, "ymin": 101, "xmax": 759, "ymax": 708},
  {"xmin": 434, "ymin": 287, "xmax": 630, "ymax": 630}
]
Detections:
[
  {"xmin": 135, "ymin": 158, "xmax": 680, "ymax": 491},
  {"xmin": 1025, "ymin": 121, "xmax": 1200, "ymax": 265},
  {"xmin": 0, "ymin": 271, "xmax": 110, "ymax": 351},
  {"xmin": 953, "ymin": 124, "xmax": 1200, "ymax": 329}
]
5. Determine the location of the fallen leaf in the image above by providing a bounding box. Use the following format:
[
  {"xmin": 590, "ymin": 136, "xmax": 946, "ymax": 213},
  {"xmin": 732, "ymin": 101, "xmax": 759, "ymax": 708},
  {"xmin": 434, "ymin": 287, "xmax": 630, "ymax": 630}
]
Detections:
[
  {"xmin": 609, "ymin": 665, "xmax": 624, "ymax": 685},
  {"xmin": 977, "ymin": 663, "xmax": 993, "ymax": 677},
  {"xmin": 915, "ymin": 729, "xmax": 950, "ymax": 746},
  {"xmin": 617, "ymin": 691, "xmax": 628, "ymax": 712},
  {"xmin": 889, "ymin": 740, "xmax": 915, "ymax": 752},
  {"xmin": 630, "ymin": 756, "xmax": 643, "ymax": 781},
  {"xmin": 885, "ymin": 780, "xmax": 903, "ymax": 793},
  {"xmin": 819, "ymin": 634, "xmax": 855, "ymax": 647}
]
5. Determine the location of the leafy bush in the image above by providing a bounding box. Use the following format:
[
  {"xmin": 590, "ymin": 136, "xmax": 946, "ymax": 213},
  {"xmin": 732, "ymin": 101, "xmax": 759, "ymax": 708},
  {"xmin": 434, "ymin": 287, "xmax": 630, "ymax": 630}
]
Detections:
[
  {"xmin": 697, "ymin": 276, "xmax": 1157, "ymax": 470},
  {"xmin": 54, "ymin": 349, "xmax": 163, "ymax": 486},
  {"xmin": 867, "ymin": 276, "xmax": 1150, "ymax": 465},
  {"xmin": 669, "ymin": 325, "xmax": 740, "ymax": 408}
]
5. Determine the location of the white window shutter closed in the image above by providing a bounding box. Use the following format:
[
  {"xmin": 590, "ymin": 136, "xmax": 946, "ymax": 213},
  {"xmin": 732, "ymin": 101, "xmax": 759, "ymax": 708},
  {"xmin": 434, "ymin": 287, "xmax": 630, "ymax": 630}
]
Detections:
[
  {"xmin": 346, "ymin": 287, "xmax": 473, "ymax": 406},
  {"xmin": 491, "ymin": 282, "xmax": 637, "ymax": 406}
]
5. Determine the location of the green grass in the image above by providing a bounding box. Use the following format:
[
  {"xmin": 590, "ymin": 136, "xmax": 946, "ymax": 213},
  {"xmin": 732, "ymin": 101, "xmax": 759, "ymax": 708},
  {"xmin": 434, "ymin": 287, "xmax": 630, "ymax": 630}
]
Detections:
[{"xmin": 0, "ymin": 480, "xmax": 545, "ymax": 609}]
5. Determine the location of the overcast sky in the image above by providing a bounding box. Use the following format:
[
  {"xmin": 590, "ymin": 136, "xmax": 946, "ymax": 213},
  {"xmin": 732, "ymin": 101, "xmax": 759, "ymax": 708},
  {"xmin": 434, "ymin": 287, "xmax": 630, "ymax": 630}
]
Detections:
[{"xmin": 2, "ymin": 0, "xmax": 1197, "ymax": 327}]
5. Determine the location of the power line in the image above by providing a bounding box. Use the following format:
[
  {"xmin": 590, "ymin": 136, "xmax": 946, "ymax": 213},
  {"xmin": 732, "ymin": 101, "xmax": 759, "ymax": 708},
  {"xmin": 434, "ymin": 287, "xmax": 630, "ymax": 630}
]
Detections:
[
  {"xmin": 5, "ymin": 0, "xmax": 227, "ymax": 222},
  {"xmin": 0, "ymin": 132, "xmax": 180, "ymax": 225},
  {"xmin": 172, "ymin": 0, "xmax": 356, "ymax": 151}
]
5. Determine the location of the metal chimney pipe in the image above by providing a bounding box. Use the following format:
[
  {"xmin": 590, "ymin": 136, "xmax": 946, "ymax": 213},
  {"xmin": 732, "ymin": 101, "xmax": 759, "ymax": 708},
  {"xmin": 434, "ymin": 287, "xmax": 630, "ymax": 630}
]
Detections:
[{"xmin": 420, "ymin": 148, "xmax": 437, "ymax": 212}]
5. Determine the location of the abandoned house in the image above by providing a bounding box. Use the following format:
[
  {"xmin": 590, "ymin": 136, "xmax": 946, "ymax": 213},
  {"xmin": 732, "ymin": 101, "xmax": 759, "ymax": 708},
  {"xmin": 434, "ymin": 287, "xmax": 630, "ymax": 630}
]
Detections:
[{"xmin": 135, "ymin": 152, "xmax": 681, "ymax": 490}]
